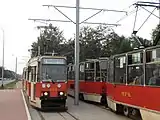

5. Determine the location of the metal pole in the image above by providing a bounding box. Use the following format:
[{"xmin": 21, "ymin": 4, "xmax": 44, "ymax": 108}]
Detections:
[
  {"xmin": 74, "ymin": 0, "xmax": 80, "ymax": 105},
  {"xmin": 1, "ymin": 28, "xmax": 4, "ymax": 88},
  {"xmin": 159, "ymin": 0, "xmax": 160, "ymax": 24},
  {"xmin": 15, "ymin": 57, "xmax": 17, "ymax": 80}
]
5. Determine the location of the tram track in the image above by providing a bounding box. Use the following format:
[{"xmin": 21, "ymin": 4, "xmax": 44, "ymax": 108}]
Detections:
[
  {"xmin": 37, "ymin": 111, "xmax": 46, "ymax": 120},
  {"xmin": 36, "ymin": 110, "xmax": 79, "ymax": 120},
  {"xmin": 58, "ymin": 111, "xmax": 79, "ymax": 120},
  {"xmin": 23, "ymin": 91, "xmax": 78, "ymax": 120}
]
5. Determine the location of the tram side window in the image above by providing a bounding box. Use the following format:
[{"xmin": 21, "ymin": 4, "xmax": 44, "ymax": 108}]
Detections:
[
  {"xmin": 33, "ymin": 66, "xmax": 37, "ymax": 82},
  {"xmin": 85, "ymin": 62, "xmax": 94, "ymax": 81},
  {"xmin": 24, "ymin": 71, "xmax": 27, "ymax": 80},
  {"xmin": 146, "ymin": 48, "xmax": 160, "ymax": 86},
  {"xmin": 71, "ymin": 65, "xmax": 75, "ymax": 80},
  {"xmin": 108, "ymin": 59, "xmax": 114, "ymax": 83},
  {"xmin": 28, "ymin": 66, "xmax": 37, "ymax": 82},
  {"xmin": 100, "ymin": 61, "xmax": 108, "ymax": 82},
  {"xmin": 114, "ymin": 56, "xmax": 126, "ymax": 84},
  {"xmin": 79, "ymin": 64, "xmax": 85, "ymax": 80},
  {"xmin": 28, "ymin": 66, "xmax": 32, "ymax": 82},
  {"xmin": 37, "ymin": 63, "xmax": 40, "ymax": 82},
  {"xmin": 67, "ymin": 66, "xmax": 71, "ymax": 80},
  {"xmin": 26, "ymin": 69, "xmax": 29, "ymax": 81},
  {"xmin": 95, "ymin": 61, "xmax": 101, "ymax": 81},
  {"xmin": 127, "ymin": 52, "xmax": 143, "ymax": 85}
]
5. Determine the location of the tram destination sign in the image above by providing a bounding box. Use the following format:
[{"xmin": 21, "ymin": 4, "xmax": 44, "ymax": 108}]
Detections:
[{"xmin": 42, "ymin": 58, "xmax": 65, "ymax": 64}]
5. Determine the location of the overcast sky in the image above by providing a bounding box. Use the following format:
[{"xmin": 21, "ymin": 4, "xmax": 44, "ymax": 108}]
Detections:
[{"xmin": 0, "ymin": 0, "xmax": 159, "ymax": 74}]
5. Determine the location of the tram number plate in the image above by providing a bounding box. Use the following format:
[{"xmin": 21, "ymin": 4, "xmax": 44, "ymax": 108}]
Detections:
[{"xmin": 50, "ymin": 88, "xmax": 57, "ymax": 92}]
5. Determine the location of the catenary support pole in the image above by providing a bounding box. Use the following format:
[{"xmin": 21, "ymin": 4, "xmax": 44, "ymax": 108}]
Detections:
[
  {"xmin": 74, "ymin": 0, "xmax": 80, "ymax": 105},
  {"xmin": 1, "ymin": 28, "xmax": 4, "ymax": 88}
]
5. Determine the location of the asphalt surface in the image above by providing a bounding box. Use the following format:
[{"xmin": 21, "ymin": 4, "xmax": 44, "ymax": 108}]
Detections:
[
  {"xmin": 0, "ymin": 79, "xmax": 15, "ymax": 86},
  {"xmin": 15, "ymin": 81, "xmax": 131, "ymax": 120},
  {"xmin": 28, "ymin": 97, "xmax": 131, "ymax": 120}
]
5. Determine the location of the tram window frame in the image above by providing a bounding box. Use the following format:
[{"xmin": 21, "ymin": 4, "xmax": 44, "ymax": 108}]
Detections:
[
  {"xmin": 99, "ymin": 60, "xmax": 108, "ymax": 82},
  {"xmin": 28, "ymin": 66, "xmax": 32, "ymax": 82},
  {"xmin": 37, "ymin": 62, "xmax": 40, "ymax": 82},
  {"xmin": 114, "ymin": 55, "xmax": 126, "ymax": 84},
  {"xmin": 71, "ymin": 65, "xmax": 75, "ymax": 80},
  {"xmin": 85, "ymin": 62, "xmax": 94, "ymax": 81},
  {"xmin": 108, "ymin": 58, "xmax": 114, "ymax": 83},
  {"xmin": 146, "ymin": 48, "xmax": 160, "ymax": 87},
  {"xmin": 127, "ymin": 51, "xmax": 144, "ymax": 86},
  {"xmin": 79, "ymin": 63, "xmax": 85, "ymax": 80},
  {"xmin": 26, "ymin": 68, "xmax": 29, "ymax": 80}
]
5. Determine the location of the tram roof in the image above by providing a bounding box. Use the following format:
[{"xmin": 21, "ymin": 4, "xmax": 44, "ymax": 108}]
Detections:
[
  {"xmin": 27, "ymin": 55, "xmax": 66, "ymax": 65},
  {"xmin": 111, "ymin": 45, "xmax": 160, "ymax": 58}
]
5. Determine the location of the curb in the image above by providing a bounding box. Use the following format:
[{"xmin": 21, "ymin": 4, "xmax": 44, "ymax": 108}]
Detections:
[{"xmin": 21, "ymin": 89, "xmax": 32, "ymax": 120}]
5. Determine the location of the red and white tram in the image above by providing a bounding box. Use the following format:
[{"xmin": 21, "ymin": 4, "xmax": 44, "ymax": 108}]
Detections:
[
  {"xmin": 106, "ymin": 45, "xmax": 160, "ymax": 120},
  {"xmin": 68, "ymin": 58, "xmax": 108, "ymax": 104},
  {"xmin": 23, "ymin": 55, "xmax": 68, "ymax": 110}
]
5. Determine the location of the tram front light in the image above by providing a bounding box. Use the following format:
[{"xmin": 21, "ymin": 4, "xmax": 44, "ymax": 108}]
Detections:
[
  {"xmin": 57, "ymin": 84, "xmax": 61, "ymax": 88},
  {"xmin": 47, "ymin": 84, "xmax": 51, "ymax": 88},
  {"xmin": 59, "ymin": 92, "xmax": 64, "ymax": 95},
  {"xmin": 44, "ymin": 92, "xmax": 48, "ymax": 96},
  {"xmin": 42, "ymin": 84, "xmax": 46, "ymax": 88}
]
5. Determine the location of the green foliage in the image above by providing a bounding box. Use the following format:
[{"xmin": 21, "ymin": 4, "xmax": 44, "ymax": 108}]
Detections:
[
  {"xmin": 31, "ymin": 24, "xmax": 66, "ymax": 57},
  {"xmin": 152, "ymin": 24, "xmax": 160, "ymax": 45},
  {"xmin": 0, "ymin": 67, "xmax": 16, "ymax": 79},
  {"xmin": 31, "ymin": 24, "xmax": 151, "ymax": 63}
]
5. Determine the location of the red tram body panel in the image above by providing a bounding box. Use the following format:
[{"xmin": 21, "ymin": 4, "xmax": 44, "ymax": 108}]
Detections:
[
  {"xmin": 106, "ymin": 83, "xmax": 160, "ymax": 112},
  {"xmin": 68, "ymin": 58, "xmax": 108, "ymax": 104},
  {"xmin": 22, "ymin": 56, "xmax": 68, "ymax": 110},
  {"xmin": 106, "ymin": 46, "xmax": 160, "ymax": 120}
]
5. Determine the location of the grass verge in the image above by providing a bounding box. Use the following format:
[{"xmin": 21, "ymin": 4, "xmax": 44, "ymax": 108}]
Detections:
[{"xmin": 0, "ymin": 80, "xmax": 18, "ymax": 89}]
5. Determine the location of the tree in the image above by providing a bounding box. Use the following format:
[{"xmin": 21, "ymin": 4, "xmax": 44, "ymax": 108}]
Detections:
[
  {"xmin": 31, "ymin": 24, "xmax": 66, "ymax": 57},
  {"xmin": 151, "ymin": 24, "xmax": 160, "ymax": 45},
  {"xmin": 0, "ymin": 67, "xmax": 16, "ymax": 79},
  {"xmin": 31, "ymin": 24, "xmax": 149, "ymax": 64}
]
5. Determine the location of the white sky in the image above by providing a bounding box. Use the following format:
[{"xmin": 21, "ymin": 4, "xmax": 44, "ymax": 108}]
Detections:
[{"xmin": 0, "ymin": 0, "xmax": 159, "ymax": 74}]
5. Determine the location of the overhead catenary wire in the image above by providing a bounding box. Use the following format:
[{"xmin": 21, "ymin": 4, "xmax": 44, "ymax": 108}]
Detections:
[{"xmin": 116, "ymin": 8, "xmax": 142, "ymax": 23}]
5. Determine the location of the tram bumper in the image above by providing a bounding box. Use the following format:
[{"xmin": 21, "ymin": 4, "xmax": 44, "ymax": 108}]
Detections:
[{"xmin": 40, "ymin": 94, "xmax": 67, "ymax": 109}]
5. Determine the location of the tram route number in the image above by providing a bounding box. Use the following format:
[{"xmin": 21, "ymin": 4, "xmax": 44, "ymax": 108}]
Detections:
[{"xmin": 121, "ymin": 92, "xmax": 131, "ymax": 98}]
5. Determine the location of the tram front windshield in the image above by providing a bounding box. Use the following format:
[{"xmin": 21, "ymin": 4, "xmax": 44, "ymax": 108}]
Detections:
[{"xmin": 41, "ymin": 58, "xmax": 67, "ymax": 82}]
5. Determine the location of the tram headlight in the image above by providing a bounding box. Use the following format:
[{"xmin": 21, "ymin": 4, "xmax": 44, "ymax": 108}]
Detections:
[
  {"xmin": 59, "ymin": 92, "xmax": 64, "ymax": 95},
  {"xmin": 44, "ymin": 92, "xmax": 48, "ymax": 96},
  {"xmin": 57, "ymin": 84, "xmax": 61, "ymax": 88},
  {"xmin": 42, "ymin": 84, "xmax": 46, "ymax": 88},
  {"xmin": 47, "ymin": 84, "xmax": 51, "ymax": 88}
]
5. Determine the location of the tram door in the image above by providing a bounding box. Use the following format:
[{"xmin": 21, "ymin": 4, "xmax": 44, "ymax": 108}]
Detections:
[{"xmin": 30, "ymin": 66, "xmax": 36, "ymax": 101}]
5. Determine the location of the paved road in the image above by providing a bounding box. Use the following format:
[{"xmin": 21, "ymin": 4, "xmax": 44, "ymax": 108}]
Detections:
[{"xmin": 0, "ymin": 79, "xmax": 15, "ymax": 86}]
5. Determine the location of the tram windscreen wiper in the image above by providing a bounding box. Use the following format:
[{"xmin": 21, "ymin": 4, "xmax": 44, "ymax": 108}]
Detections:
[
  {"xmin": 51, "ymin": 80, "xmax": 55, "ymax": 84},
  {"xmin": 46, "ymin": 73, "xmax": 55, "ymax": 84}
]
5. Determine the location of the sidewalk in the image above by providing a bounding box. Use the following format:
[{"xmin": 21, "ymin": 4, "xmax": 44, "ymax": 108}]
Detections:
[
  {"xmin": 67, "ymin": 97, "xmax": 130, "ymax": 120},
  {"xmin": 0, "ymin": 86, "xmax": 29, "ymax": 120}
]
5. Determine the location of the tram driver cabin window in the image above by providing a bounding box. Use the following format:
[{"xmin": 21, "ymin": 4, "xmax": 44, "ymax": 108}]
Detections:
[
  {"xmin": 127, "ymin": 52, "xmax": 143, "ymax": 85},
  {"xmin": 114, "ymin": 56, "xmax": 126, "ymax": 84},
  {"xmin": 85, "ymin": 62, "xmax": 94, "ymax": 81},
  {"xmin": 146, "ymin": 48, "xmax": 160, "ymax": 86}
]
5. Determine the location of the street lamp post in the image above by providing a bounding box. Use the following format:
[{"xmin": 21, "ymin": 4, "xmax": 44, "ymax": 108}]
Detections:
[
  {"xmin": 1, "ymin": 28, "xmax": 4, "ymax": 88},
  {"xmin": 12, "ymin": 55, "xmax": 18, "ymax": 80},
  {"xmin": 15, "ymin": 57, "xmax": 17, "ymax": 80}
]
